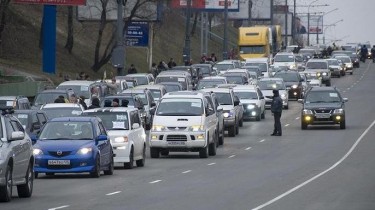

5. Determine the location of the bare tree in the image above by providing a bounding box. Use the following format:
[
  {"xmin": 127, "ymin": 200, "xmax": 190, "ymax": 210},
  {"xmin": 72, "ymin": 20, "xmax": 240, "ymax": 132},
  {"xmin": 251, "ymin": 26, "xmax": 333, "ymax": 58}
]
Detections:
[
  {"xmin": 65, "ymin": 6, "xmax": 74, "ymax": 53},
  {"xmin": 190, "ymin": 11, "xmax": 198, "ymax": 37},
  {"xmin": 0, "ymin": 0, "xmax": 11, "ymax": 45}
]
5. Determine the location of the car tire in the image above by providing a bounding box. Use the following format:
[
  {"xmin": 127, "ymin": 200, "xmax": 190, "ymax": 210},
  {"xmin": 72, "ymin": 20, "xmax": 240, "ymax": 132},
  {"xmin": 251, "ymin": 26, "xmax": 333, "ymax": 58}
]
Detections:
[
  {"xmin": 208, "ymin": 133, "xmax": 217, "ymax": 156},
  {"xmin": 124, "ymin": 147, "xmax": 134, "ymax": 169},
  {"xmin": 90, "ymin": 157, "xmax": 101, "ymax": 178},
  {"xmin": 301, "ymin": 121, "xmax": 308, "ymax": 130},
  {"xmin": 150, "ymin": 147, "xmax": 160, "ymax": 158},
  {"xmin": 256, "ymin": 114, "xmax": 261, "ymax": 121},
  {"xmin": 340, "ymin": 120, "xmax": 346, "ymax": 129},
  {"xmin": 0, "ymin": 165, "xmax": 12, "ymax": 202},
  {"xmin": 199, "ymin": 144, "xmax": 209, "ymax": 158},
  {"xmin": 228, "ymin": 125, "xmax": 236, "ymax": 137},
  {"xmin": 17, "ymin": 162, "xmax": 34, "ymax": 198},
  {"xmin": 284, "ymin": 105, "xmax": 289, "ymax": 110},
  {"xmin": 261, "ymin": 110, "xmax": 265, "ymax": 119},
  {"xmin": 350, "ymin": 72, "xmax": 353, "ymax": 75},
  {"xmin": 219, "ymin": 126, "xmax": 224, "ymax": 145},
  {"xmin": 104, "ymin": 154, "xmax": 114, "ymax": 175},
  {"xmin": 160, "ymin": 150, "xmax": 169, "ymax": 156},
  {"xmin": 34, "ymin": 173, "xmax": 39, "ymax": 179},
  {"xmin": 136, "ymin": 145, "xmax": 146, "ymax": 167}
]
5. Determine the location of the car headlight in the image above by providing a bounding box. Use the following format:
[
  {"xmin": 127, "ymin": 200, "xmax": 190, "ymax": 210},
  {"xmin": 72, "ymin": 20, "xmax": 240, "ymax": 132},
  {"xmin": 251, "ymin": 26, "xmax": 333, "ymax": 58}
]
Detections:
[
  {"xmin": 303, "ymin": 109, "xmax": 313, "ymax": 115},
  {"xmin": 289, "ymin": 64, "xmax": 296, "ymax": 69},
  {"xmin": 188, "ymin": 125, "xmax": 204, "ymax": 132},
  {"xmin": 333, "ymin": 108, "xmax": 344, "ymax": 114},
  {"xmin": 223, "ymin": 111, "xmax": 234, "ymax": 118},
  {"xmin": 292, "ymin": 84, "xmax": 298, "ymax": 89},
  {"xmin": 152, "ymin": 125, "xmax": 166, "ymax": 131},
  {"xmin": 322, "ymin": 72, "xmax": 327, "ymax": 76},
  {"xmin": 33, "ymin": 148, "xmax": 43, "ymax": 156},
  {"xmin": 317, "ymin": 72, "xmax": 321, "ymax": 77},
  {"xmin": 114, "ymin": 136, "xmax": 128, "ymax": 143},
  {"xmin": 140, "ymin": 112, "xmax": 146, "ymax": 118},
  {"xmin": 246, "ymin": 104, "xmax": 256, "ymax": 109},
  {"xmin": 77, "ymin": 147, "xmax": 93, "ymax": 155},
  {"xmin": 281, "ymin": 94, "xmax": 287, "ymax": 99}
]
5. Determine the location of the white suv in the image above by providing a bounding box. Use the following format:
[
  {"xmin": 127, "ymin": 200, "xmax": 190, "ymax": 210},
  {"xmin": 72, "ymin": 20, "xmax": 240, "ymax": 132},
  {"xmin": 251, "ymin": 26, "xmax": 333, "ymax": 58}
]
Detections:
[
  {"xmin": 149, "ymin": 91, "xmax": 219, "ymax": 158},
  {"xmin": 273, "ymin": 52, "xmax": 297, "ymax": 70}
]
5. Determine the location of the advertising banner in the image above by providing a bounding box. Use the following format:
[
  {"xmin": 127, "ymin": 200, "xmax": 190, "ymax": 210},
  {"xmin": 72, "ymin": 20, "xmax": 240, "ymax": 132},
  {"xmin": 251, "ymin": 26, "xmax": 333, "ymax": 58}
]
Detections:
[
  {"xmin": 14, "ymin": 0, "xmax": 85, "ymax": 5},
  {"xmin": 299, "ymin": 15, "xmax": 323, "ymax": 34},
  {"xmin": 228, "ymin": 0, "xmax": 271, "ymax": 20},
  {"xmin": 170, "ymin": 0, "xmax": 239, "ymax": 12},
  {"xmin": 125, "ymin": 22, "xmax": 149, "ymax": 47}
]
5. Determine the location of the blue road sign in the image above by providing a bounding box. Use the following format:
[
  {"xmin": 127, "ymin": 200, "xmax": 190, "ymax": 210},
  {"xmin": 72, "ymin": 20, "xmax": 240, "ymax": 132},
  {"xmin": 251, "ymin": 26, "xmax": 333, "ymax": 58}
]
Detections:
[{"xmin": 125, "ymin": 22, "xmax": 149, "ymax": 47}]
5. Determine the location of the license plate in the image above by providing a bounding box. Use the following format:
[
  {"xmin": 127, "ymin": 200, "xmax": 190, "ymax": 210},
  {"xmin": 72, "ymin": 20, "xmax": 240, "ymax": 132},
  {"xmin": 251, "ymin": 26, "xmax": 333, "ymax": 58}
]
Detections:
[
  {"xmin": 167, "ymin": 141, "xmax": 186, "ymax": 146},
  {"xmin": 48, "ymin": 160, "xmax": 70, "ymax": 165},
  {"xmin": 315, "ymin": 113, "xmax": 330, "ymax": 119}
]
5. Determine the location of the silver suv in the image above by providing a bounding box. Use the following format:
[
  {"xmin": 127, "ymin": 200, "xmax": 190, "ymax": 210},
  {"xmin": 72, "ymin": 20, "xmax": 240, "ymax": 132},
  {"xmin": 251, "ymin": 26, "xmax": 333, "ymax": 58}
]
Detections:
[{"xmin": 0, "ymin": 107, "xmax": 34, "ymax": 202}]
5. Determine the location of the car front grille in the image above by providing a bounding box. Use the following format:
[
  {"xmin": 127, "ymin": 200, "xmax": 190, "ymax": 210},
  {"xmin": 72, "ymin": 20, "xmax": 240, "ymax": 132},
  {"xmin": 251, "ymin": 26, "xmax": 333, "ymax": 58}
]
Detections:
[
  {"xmin": 48, "ymin": 151, "xmax": 72, "ymax": 157},
  {"xmin": 47, "ymin": 165, "xmax": 72, "ymax": 170},
  {"xmin": 166, "ymin": 135, "xmax": 187, "ymax": 141},
  {"xmin": 167, "ymin": 127, "xmax": 187, "ymax": 131},
  {"xmin": 314, "ymin": 109, "xmax": 333, "ymax": 114}
]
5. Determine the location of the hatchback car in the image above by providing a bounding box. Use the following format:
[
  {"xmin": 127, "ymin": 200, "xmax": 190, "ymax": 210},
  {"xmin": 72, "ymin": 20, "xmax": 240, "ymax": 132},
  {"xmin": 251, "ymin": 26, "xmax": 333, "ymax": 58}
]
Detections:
[
  {"xmin": 298, "ymin": 87, "xmax": 348, "ymax": 129},
  {"xmin": 33, "ymin": 117, "xmax": 114, "ymax": 178},
  {"xmin": 84, "ymin": 107, "xmax": 146, "ymax": 169},
  {"xmin": 0, "ymin": 106, "xmax": 34, "ymax": 202}
]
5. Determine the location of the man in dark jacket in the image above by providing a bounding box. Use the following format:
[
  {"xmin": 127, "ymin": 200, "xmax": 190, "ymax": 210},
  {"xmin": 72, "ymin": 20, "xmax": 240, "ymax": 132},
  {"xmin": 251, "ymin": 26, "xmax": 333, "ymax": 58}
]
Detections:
[
  {"xmin": 127, "ymin": 64, "xmax": 137, "ymax": 74},
  {"xmin": 88, "ymin": 97, "xmax": 100, "ymax": 109},
  {"xmin": 271, "ymin": 89, "xmax": 283, "ymax": 136}
]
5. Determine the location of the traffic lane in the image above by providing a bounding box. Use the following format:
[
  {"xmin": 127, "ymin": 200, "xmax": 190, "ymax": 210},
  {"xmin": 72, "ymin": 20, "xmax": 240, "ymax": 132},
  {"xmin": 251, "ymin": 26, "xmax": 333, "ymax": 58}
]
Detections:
[
  {"xmin": 59, "ymin": 68, "xmax": 375, "ymax": 210},
  {"xmin": 331, "ymin": 61, "xmax": 370, "ymax": 91},
  {"xmin": 259, "ymin": 122, "xmax": 375, "ymax": 210}
]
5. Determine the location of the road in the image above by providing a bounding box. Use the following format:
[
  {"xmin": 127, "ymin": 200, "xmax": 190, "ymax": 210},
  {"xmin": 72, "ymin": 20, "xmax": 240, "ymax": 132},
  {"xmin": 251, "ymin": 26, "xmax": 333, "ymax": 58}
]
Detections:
[{"xmin": 3, "ymin": 61, "xmax": 375, "ymax": 210}]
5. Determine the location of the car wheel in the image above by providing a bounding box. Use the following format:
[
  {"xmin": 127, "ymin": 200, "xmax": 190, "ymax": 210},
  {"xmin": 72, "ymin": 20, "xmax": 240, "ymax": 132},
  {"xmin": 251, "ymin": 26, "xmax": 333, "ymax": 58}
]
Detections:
[
  {"xmin": 350, "ymin": 72, "xmax": 353, "ymax": 75},
  {"xmin": 228, "ymin": 125, "xmax": 236, "ymax": 137},
  {"xmin": 150, "ymin": 147, "xmax": 160, "ymax": 158},
  {"xmin": 208, "ymin": 133, "xmax": 217, "ymax": 156},
  {"xmin": 34, "ymin": 173, "xmax": 39, "ymax": 179},
  {"xmin": 160, "ymin": 150, "xmax": 169, "ymax": 156},
  {"xmin": 301, "ymin": 121, "xmax": 308, "ymax": 130},
  {"xmin": 199, "ymin": 144, "xmax": 209, "ymax": 158},
  {"xmin": 219, "ymin": 126, "xmax": 224, "ymax": 145},
  {"xmin": 284, "ymin": 105, "xmax": 289, "ymax": 110},
  {"xmin": 136, "ymin": 145, "xmax": 146, "ymax": 167},
  {"xmin": 90, "ymin": 157, "xmax": 101, "ymax": 178},
  {"xmin": 261, "ymin": 110, "xmax": 265, "ymax": 119},
  {"xmin": 104, "ymin": 154, "xmax": 114, "ymax": 175},
  {"xmin": 0, "ymin": 165, "xmax": 12, "ymax": 202},
  {"xmin": 256, "ymin": 114, "xmax": 261, "ymax": 121},
  {"xmin": 340, "ymin": 120, "xmax": 346, "ymax": 129},
  {"xmin": 17, "ymin": 161, "xmax": 34, "ymax": 198},
  {"xmin": 124, "ymin": 147, "xmax": 134, "ymax": 169}
]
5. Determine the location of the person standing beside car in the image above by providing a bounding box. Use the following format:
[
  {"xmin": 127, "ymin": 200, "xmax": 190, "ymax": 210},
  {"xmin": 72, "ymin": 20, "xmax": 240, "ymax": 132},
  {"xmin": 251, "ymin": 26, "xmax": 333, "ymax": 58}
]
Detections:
[{"xmin": 271, "ymin": 90, "xmax": 283, "ymax": 136}]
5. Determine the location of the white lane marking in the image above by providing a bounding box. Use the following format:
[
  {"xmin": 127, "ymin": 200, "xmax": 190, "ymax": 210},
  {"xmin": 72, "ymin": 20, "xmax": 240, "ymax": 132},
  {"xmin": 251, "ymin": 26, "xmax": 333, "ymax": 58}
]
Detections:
[
  {"xmin": 228, "ymin": 155, "xmax": 236, "ymax": 159},
  {"xmin": 48, "ymin": 205, "xmax": 70, "ymax": 210},
  {"xmin": 285, "ymin": 124, "xmax": 290, "ymax": 127},
  {"xmin": 295, "ymin": 117, "xmax": 300, "ymax": 120},
  {"xmin": 245, "ymin": 147, "xmax": 252, "ymax": 150},
  {"xmin": 182, "ymin": 170, "xmax": 192, "ymax": 174},
  {"xmin": 106, "ymin": 191, "xmax": 121, "ymax": 196},
  {"xmin": 251, "ymin": 119, "xmax": 375, "ymax": 210},
  {"xmin": 207, "ymin": 162, "xmax": 216, "ymax": 166},
  {"xmin": 149, "ymin": 180, "xmax": 162, "ymax": 184},
  {"xmin": 259, "ymin": 139, "xmax": 265, "ymax": 142}
]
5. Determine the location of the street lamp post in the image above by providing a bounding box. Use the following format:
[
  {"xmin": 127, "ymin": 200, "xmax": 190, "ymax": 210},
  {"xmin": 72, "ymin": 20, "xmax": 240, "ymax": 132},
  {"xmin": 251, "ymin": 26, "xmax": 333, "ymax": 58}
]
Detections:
[
  {"xmin": 307, "ymin": 0, "xmax": 319, "ymax": 46},
  {"xmin": 317, "ymin": 8, "xmax": 338, "ymax": 44},
  {"xmin": 323, "ymin": 19, "xmax": 343, "ymax": 44}
]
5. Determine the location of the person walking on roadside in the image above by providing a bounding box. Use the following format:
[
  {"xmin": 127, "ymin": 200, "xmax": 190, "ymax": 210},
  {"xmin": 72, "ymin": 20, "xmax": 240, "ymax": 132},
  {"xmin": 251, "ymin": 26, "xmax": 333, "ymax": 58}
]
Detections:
[
  {"xmin": 167, "ymin": 58, "xmax": 177, "ymax": 69},
  {"xmin": 127, "ymin": 64, "xmax": 137, "ymax": 74},
  {"xmin": 150, "ymin": 63, "xmax": 158, "ymax": 78},
  {"xmin": 271, "ymin": 89, "xmax": 283, "ymax": 136}
]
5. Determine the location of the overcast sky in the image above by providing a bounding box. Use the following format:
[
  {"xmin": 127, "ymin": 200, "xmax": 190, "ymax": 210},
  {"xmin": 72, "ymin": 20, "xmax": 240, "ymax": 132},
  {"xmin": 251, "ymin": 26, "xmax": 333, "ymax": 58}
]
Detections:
[{"xmin": 293, "ymin": 0, "xmax": 375, "ymax": 46}]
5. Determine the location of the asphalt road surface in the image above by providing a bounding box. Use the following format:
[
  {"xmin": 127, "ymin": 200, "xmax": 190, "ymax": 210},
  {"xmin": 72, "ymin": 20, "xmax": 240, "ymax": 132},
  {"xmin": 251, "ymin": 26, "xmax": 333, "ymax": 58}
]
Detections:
[{"xmin": 3, "ymin": 61, "xmax": 375, "ymax": 210}]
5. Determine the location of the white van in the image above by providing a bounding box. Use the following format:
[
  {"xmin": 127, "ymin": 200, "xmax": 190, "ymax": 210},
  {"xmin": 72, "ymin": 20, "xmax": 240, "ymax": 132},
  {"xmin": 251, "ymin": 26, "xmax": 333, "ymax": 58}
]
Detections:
[{"xmin": 149, "ymin": 91, "xmax": 219, "ymax": 158}]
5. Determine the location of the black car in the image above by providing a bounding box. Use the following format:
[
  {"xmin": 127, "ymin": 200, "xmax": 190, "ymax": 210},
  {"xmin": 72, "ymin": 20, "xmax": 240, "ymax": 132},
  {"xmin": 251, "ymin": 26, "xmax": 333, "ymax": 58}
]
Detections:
[
  {"xmin": 298, "ymin": 87, "xmax": 348, "ymax": 129},
  {"xmin": 14, "ymin": 109, "xmax": 48, "ymax": 139},
  {"xmin": 273, "ymin": 71, "xmax": 303, "ymax": 99}
]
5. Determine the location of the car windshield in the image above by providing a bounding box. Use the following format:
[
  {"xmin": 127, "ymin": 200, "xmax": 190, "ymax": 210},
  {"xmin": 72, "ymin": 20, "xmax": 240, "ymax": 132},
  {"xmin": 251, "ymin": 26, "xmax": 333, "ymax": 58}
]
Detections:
[
  {"xmin": 42, "ymin": 107, "xmax": 82, "ymax": 119},
  {"xmin": 149, "ymin": 90, "xmax": 161, "ymax": 100},
  {"xmin": 234, "ymin": 91, "xmax": 258, "ymax": 100},
  {"xmin": 101, "ymin": 97, "xmax": 135, "ymax": 107},
  {"xmin": 274, "ymin": 73, "xmax": 300, "ymax": 82},
  {"xmin": 215, "ymin": 92, "xmax": 233, "ymax": 105},
  {"xmin": 86, "ymin": 112, "xmax": 129, "ymax": 130},
  {"xmin": 195, "ymin": 66, "xmax": 211, "ymax": 75},
  {"xmin": 327, "ymin": 60, "xmax": 339, "ymax": 65},
  {"xmin": 336, "ymin": 56, "xmax": 351, "ymax": 63},
  {"xmin": 214, "ymin": 64, "xmax": 234, "ymax": 71},
  {"xmin": 155, "ymin": 77, "xmax": 187, "ymax": 90},
  {"xmin": 57, "ymin": 85, "xmax": 90, "ymax": 98},
  {"xmin": 156, "ymin": 98, "xmax": 203, "ymax": 116},
  {"xmin": 128, "ymin": 77, "xmax": 148, "ymax": 85},
  {"xmin": 306, "ymin": 62, "xmax": 328, "ymax": 69},
  {"xmin": 244, "ymin": 63, "xmax": 267, "ymax": 72},
  {"xmin": 39, "ymin": 121, "xmax": 94, "ymax": 140},
  {"xmin": 305, "ymin": 91, "xmax": 342, "ymax": 103},
  {"xmin": 15, "ymin": 113, "xmax": 29, "ymax": 129},
  {"xmin": 224, "ymin": 76, "xmax": 245, "ymax": 84},
  {"xmin": 258, "ymin": 80, "xmax": 286, "ymax": 90},
  {"xmin": 34, "ymin": 93, "xmax": 67, "ymax": 105},
  {"xmin": 197, "ymin": 80, "xmax": 225, "ymax": 89},
  {"xmin": 162, "ymin": 84, "xmax": 182, "ymax": 93},
  {"xmin": 274, "ymin": 55, "xmax": 294, "ymax": 62},
  {"xmin": 239, "ymin": 45, "xmax": 265, "ymax": 54},
  {"xmin": 134, "ymin": 94, "xmax": 148, "ymax": 105}
]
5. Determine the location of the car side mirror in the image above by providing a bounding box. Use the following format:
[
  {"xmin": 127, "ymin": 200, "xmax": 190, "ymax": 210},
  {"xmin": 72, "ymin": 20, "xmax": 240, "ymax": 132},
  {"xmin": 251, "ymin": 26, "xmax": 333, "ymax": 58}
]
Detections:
[
  {"xmin": 132, "ymin": 123, "xmax": 140, "ymax": 129},
  {"xmin": 297, "ymin": 99, "xmax": 304, "ymax": 103},
  {"xmin": 97, "ymin": 134, "xmax": 108, "ymax": 142},
  {"xmin": 217, "ymin": 105, "xmax": 223, "ymax": 112},
  {"xmin": 9, "ymin": 131, "xmax": 25, "ymax": 141},
  {"xmin": 30, "ymin": 134, "xmax": 38, "ymax": 144},
  {"xmin": 343, "ymin": 98, "xmax": 348, "ymax": 103}
]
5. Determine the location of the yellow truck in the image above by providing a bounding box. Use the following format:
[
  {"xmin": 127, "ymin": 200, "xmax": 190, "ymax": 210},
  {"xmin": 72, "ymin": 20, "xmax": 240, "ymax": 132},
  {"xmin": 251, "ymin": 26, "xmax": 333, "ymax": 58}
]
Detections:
[{"xmin": 238, "ymin": 25, "xmax": 282, "ymax": 60}]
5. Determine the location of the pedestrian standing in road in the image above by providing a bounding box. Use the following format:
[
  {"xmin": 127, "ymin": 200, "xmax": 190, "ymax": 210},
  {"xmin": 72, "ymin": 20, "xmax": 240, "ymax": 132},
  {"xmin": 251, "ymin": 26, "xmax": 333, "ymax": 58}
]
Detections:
[
  {"xmin": 127, "ymin": 64, "xmax": 137, "ymax": 74},
  {"xmin": 167, "ymin": 58, "xmax": 177, "ymax": 69},
  {"xmin": 150, "ymin": 62, "xmax": 158, "ymax": 78},
  {"xmin": 271, "ymin": 89, "xmax": 283, "ymax": 136}
]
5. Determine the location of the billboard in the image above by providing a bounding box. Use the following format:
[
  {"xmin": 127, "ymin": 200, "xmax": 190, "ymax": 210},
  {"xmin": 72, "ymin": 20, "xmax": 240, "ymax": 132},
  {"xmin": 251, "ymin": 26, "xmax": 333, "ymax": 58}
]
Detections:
[
  {"xmin": 228, "ymin": 0, "xmax": 272, "ymax": 20},
  {"xmin": 170, "ymin": 0, "xmax": 239, "ymax": 12},
  {"xmin": 77, "ymin": 0, "xmax": 158, "ymax": 21},
  {"xmin": 299, "ymin": 15, "xmax": 323, "ymax": 34},
  {"xmin": 14, "ymin": 0, "xmax": 85, "ymax": 5},
  {"xmin": 125, "ymin": 22, "xmax": 149, "ymax": 47},
  {"xmin": 273, "ymin": 13, "xmax": 293, "ymax": 36}
]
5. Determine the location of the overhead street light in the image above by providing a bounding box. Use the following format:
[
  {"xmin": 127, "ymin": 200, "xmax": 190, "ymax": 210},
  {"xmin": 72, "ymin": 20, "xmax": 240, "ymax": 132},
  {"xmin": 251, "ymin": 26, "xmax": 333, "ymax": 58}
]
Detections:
[
  {"xmin": 323, "ymin": 19, "xmax": 344, "ymax": 44},
  {"xmin": 316, "ymin": 8, "xmax": 339, "ymax": 44},
  {"xmin": 307, "ymin": 0, "xmax": 319, "ymax": 46}
]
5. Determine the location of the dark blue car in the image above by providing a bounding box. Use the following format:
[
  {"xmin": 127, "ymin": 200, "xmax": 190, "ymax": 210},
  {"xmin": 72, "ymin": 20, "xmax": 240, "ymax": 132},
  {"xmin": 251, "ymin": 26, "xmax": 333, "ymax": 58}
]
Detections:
[{"xmin": 33, "ymin": 116, "xmax": 114, "ymax": 178}]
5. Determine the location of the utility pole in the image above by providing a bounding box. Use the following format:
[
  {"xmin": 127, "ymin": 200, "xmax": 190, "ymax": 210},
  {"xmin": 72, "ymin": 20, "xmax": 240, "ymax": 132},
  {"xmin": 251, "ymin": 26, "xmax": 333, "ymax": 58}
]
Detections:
[
  {"xmin": 223, "ymin": 0, "xmax": 228, "ymax": 60},
  {"xmin": 183, "ymin": 0, "xmax": 192, "ymax": 66},
  {"xmin": 270, "ymin": 0, "xmax": 274, "ymax": 25},
  {"xmin": 111, "ymin": 0, "xmax": 125, "ymax": 76},
  {"xmin": 248, "ymin": 0, "xmax": 253, "ymax": 26},
  {"xmin": 293, "ymin": 0, "xmax": 296, "ymax": 44},
  {"xmin": 284, "ymin": 0, "xmax": 288, "ymax": 46}
]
